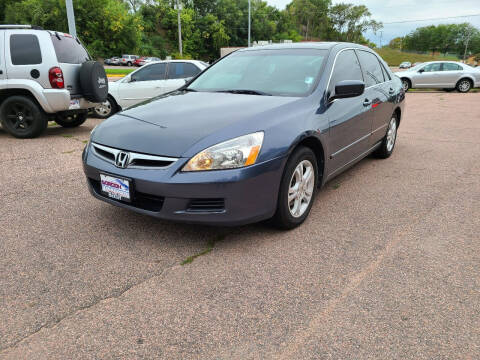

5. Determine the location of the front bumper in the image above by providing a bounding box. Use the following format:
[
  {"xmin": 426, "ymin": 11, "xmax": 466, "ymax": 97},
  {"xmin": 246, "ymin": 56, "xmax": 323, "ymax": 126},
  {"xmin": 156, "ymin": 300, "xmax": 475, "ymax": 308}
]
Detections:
[{"xmin": 83, "ymin": 145, "xmax": 286, "ymax": 226}]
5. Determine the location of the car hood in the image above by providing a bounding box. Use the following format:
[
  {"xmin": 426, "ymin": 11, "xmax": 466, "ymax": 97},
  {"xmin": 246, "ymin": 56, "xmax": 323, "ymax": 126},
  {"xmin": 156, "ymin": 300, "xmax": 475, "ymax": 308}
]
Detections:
[{"xmin": 91, "ymin": 91, "xmax": 302, "ymax": 157}]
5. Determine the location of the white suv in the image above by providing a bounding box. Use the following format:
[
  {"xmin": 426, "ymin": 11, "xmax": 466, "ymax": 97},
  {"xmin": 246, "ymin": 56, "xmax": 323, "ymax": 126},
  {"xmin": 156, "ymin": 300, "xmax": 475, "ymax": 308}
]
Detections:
[
  {"xmin": 120, "ymin": 55, "xmax": 138, "ymax": 66},
  {"xmin": 0, "ymin": 25, "xmax": 108, "ymax": 138}
]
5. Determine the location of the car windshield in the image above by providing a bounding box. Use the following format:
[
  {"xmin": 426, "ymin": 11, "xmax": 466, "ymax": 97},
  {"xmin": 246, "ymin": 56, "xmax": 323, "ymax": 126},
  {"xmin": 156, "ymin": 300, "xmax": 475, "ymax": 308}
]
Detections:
[{"xmin": 188, "ymin": 49, "xmax": 328, "ymax": 97}]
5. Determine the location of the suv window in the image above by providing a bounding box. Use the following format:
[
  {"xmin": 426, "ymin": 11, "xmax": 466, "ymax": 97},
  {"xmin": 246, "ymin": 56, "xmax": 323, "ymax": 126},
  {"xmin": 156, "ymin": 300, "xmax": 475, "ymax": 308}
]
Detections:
[
  {"xmin": 357, "ymin": 50, "xmax": 384, "ymax": 87},
  {"xmin": 167, "ymin": 62, "xmax": 201, "ymax": 79},
  {"xmin": 442, "ymin": 63, "xmax": 462, "ymax": 71},
  {"xmin": 50, "ymin": 35, "xmax": 90, "ymax": 64},
  {"xmin": 329, "ymin": 49, "xmax": 363, "ymax": 95},
  {"xmin": 380, "ymin": 62, "xmax": 391, "ymax": 81},
  {"xmin": 10, "ymin": 34, "xmax": 42, "ymax": 65},
  {"xmin": 422, "ymin": 63, "xmax": 441, "ymax": 72},
  {"xmin": 131, "ymin": 63, "xmax": 166, "ymax": 82}
]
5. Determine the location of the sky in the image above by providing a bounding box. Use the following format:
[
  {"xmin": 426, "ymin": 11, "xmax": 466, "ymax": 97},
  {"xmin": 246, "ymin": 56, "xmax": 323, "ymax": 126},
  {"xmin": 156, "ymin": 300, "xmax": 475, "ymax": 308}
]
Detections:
[{"xmin": 265, "ymin": 0, "xmax": 480, "ymax": 45}]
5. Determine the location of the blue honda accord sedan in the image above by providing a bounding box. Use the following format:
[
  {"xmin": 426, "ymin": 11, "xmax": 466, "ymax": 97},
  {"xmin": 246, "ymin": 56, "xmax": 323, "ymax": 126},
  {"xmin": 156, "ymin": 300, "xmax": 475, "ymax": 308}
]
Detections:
[{"xmin": 83, "ymin": 42, "xmax": 405, "ymax": 229}]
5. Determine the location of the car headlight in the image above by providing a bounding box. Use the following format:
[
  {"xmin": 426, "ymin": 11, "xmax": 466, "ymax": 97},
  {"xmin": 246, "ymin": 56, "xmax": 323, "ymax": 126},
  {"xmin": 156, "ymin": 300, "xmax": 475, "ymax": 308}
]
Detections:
[{"xmin": 182, "ymin": 132, "xmax": 264, "ymax": 171}]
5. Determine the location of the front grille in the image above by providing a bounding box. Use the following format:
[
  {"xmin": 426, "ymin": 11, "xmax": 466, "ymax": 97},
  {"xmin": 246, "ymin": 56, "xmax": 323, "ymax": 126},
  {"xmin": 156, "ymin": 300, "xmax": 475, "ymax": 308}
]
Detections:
[
  {"xmin": 89, "ymin": 178, "xmax": 164, "ymax": 212},
  {"xmin": 91, "ymin": 143, "xmax": 178, "ymax": 169},
  {"xmin": 187, "ymin": 198, "xmax": 225, "ymax": 213}
]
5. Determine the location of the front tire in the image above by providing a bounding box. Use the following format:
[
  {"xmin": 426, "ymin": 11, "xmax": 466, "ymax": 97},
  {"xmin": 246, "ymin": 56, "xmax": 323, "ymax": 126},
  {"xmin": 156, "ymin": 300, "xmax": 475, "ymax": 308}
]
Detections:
[
  {"xmin": 94, "ymin": 96, "xmax": 117, "ymax": 119},
  {"xmin": 456, "ymin": 79, "xmax": 472, "ymax": 93},
  {"xmin": 272, "ymin": 146, "xmax": 318, "ymax": 230},
  {"xmin": 401, "ymin": 78, "xmax": 411, "ymax": 92},
  {"xmin": 373, "ymin": 115, "xmax": 398, "ymax": 159},
  {"xmin": 127, "ymin": 61, "xmax": 132, "ymax": 67},
  {"xmin": 55, "ymin": 112, "xmax": 88, "ymax": 128},
  {"xmin": 0, "ymin": 95, "xmax": 47, "ymax": 138}
]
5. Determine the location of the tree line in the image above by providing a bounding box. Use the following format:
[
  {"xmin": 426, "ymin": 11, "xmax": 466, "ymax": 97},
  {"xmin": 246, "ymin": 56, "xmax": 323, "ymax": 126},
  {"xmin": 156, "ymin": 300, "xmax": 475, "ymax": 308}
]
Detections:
[
  {"xmin": 388, "ymin": 23, "xmax": 480, "ymax": 59},
  {"xmin": 1, "ymin": 0, "xmax": 380, "ymax": 60}
]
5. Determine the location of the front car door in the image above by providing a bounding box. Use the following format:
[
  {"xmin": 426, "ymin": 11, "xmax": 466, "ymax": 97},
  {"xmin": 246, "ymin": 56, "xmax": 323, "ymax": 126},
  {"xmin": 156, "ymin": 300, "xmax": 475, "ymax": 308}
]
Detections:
[
  {"xmin": 326, "ymin": 49, "xmax": 373, "ymax": 172},
  {"xmin": 163, "ymin": 62, "xmax": 202, "ymax": 92},
  {"xmin": 356, "ymin": 50, "xmax": 394, "ymax": 145},
  {"xmin": 413, "ymin": 62, "xmax": 442, "ymax": 88},
  {"xmin": 117, "ymin": 62, "xmax": 167, "ymax": 108}
]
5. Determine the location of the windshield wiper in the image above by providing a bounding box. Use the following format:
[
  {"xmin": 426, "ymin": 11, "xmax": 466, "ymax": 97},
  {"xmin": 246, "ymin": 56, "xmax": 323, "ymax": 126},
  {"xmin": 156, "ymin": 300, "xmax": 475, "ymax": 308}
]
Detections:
[
  {"xmin": 215, "ymin": 89, "xmax": 272, "ymax": 96},
  {"xmin": 184, "ymin": 88, "xmax": 197, "ymax": 92}
]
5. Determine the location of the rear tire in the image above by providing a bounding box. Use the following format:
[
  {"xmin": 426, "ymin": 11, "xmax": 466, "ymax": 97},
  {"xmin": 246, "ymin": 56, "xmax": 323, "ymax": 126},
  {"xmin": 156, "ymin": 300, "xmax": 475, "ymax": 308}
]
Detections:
[
  {"xmin": 373, "ymin": 115, "xmax": 398, "ymax": 159},
  {"xmin": 456, "ymin": 79, "xmax": 472, "ymax": 93},
  {"xmin": 272, "ymin": 146, "xmax": 318, "ymax": 230},
  {"xmin": 55, "ymin": 112, "xmax": 88, "ymax": 128},
  {"xmin": 0, "ymin": 95, "xmax": 47, "ymax": 138},
  {"xmin": 127, "ymin": 62, "xmax": 132, "ymax": 67}
]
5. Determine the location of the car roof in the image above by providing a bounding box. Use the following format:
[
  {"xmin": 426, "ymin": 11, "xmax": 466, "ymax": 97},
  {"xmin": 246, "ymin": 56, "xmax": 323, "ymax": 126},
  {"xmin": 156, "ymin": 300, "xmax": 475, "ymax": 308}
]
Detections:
[{"xmin": 237, "ymin": 42, "xmax": 372, "ymax": 53}]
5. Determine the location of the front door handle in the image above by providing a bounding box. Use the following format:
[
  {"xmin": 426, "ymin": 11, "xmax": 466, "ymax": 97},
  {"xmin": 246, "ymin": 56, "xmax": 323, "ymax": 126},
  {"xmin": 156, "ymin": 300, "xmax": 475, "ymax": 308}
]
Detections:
[{"xmin": 363, "ymin": 98, "xmax": 372, "ymax": 107}]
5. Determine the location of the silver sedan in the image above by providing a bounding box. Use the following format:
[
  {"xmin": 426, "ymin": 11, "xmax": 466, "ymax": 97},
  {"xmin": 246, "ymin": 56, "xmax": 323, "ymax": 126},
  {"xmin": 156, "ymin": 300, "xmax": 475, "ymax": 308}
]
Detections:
[{"xmin": 395, "ymin": 61, "xmax": 480, "ymax": 92}]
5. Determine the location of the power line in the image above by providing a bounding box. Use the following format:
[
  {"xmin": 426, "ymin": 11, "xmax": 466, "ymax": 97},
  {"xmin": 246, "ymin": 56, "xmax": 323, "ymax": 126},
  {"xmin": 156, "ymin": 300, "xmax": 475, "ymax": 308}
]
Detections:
[{"xmin": 382, "ymin": 13, "xmax": 480, "ymax": 25}]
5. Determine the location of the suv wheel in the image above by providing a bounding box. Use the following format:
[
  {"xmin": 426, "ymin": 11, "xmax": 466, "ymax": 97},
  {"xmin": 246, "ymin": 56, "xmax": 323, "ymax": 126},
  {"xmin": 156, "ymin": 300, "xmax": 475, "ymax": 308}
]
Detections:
[
  {"xmin": 94, "ymin": 96, "xmax": 117, "ymax": 119},
  {"xmin": 0, "ymin": 96, "xmax": 47, "ymax": 138},
  {"xmin": 55, "ymin": 112, "xmax": 88, "ymax": 128},
  {"xmin": 127, "ymin": 61, "xmax": 132, "ymax": 67},
  {"xmin": 272, "ymin": 146, "xmax": 318, "ymax": 229}
]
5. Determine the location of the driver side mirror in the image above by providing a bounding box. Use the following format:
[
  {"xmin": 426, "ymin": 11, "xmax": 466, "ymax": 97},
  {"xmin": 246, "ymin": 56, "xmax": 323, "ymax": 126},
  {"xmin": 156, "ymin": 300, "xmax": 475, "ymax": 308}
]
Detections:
[
  {"xmin": 329, "ymin": 80, "xmax": 365, "ymax": 102},
  {"xmin": 418, "ymin": 69, "xmax": 425, "ymax": 73}
]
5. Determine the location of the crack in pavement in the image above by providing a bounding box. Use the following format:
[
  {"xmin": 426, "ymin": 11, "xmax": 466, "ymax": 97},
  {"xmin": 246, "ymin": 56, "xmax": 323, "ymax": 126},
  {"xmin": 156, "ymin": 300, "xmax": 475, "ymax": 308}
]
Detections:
[{"xmin": 0, "ymin": 260, "xmax": 180, "ymax": 354}]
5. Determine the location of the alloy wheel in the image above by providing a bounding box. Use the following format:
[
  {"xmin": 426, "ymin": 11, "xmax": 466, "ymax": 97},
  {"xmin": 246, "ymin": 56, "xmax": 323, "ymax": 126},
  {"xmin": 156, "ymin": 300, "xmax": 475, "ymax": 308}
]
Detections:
[
  {"xmin": 402, "ymin": 80, "xmax": 409, "ymax": 91},
  {"xmin": 458, "ymin": 80, "xmax": 471, "ymax": 92},
  {"xmin": 94, "ymin": 99, "xmax": 112, "ymax": 117},
  {"xmin": 5, "ymin": 102, "xmax": 34, "ymax": 134},
  {"xmin": 288, "ymin": 160, "xmax": 315, "ymax": 218},
  {"xmin": 386, "ymin": 117, "xmax": 397, "ymax": 152}
]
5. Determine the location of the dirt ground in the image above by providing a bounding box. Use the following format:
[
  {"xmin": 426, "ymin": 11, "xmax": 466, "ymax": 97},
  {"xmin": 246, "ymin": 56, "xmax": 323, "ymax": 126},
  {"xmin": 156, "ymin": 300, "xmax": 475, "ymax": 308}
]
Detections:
[{"xmin": 0, "ymin": 92, "xmax": 479, "ymax": 359}]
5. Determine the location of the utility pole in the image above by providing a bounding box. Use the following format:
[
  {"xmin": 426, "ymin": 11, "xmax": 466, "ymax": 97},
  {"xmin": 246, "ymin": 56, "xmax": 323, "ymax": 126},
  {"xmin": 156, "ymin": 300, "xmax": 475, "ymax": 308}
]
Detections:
[
  {"xmin": 463, "ymin": 31, "xmax": 472, "ymax": 62},
  {"xmin": 176, "ymin": 0, "xmax": 183, "ymax": 57},
  {"xmin": 379, "ymin": 31, "xmax": 383, "ymax": 48},
  {"xmin": 248, "ymin": 0, "xmax": 251, "ymax": 47},
  {"xmin": 65, "ymin": 0, "xmax": 77, "ymax": 37}
]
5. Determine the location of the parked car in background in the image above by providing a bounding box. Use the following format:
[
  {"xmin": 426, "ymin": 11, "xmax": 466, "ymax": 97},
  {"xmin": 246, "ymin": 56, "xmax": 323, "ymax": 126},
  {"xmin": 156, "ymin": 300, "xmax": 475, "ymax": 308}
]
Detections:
[
  {"xmin": 399, "ymin": 61, "xmax": 411, "ymax": 69},
  {"xmin": 396, "ymin": 61, "xmax": 480, "ymax": 92},
  {"xmin": 412, "ymin": 62, "xmax": 422, "ymax": 67},
  {"xmin": 0, "ymin": 25, "xmax": 108, "ymax": 138},
  {"xmin": 138, "ymin": 57, "xmax": 161, "ymax": 66},
  {"xmin": 93, "ymin": 60, "xmax": 206, "ymax": 118},
  {"xmin": 84, "ymin": 42, "xmax": 405, "ymax": 229},
  {"xmin": 105, "ymin": 57, "xmax": 120, "ymax": 66},
  {"xmin": 120, "ymin": 55, "xmax": 138, "ymax": 66},
  {"xmin": 133, "ymin": 57, "xmax": 145, "ymax": 67}
]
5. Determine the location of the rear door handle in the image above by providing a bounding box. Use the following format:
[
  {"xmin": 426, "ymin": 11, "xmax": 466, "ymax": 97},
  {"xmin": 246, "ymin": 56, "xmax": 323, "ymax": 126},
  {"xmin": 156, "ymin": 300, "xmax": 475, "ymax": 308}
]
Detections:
[{"xmin": 363, "ymin": 99, "xmax": 372, "ymax": 107}]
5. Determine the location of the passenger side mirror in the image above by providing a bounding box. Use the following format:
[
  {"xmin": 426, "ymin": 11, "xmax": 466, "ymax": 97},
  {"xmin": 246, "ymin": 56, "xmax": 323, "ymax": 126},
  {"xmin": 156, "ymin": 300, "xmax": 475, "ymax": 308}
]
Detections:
[{"xmin": 329, "ymin": 80, "xmax": 365, "ymax": 101}]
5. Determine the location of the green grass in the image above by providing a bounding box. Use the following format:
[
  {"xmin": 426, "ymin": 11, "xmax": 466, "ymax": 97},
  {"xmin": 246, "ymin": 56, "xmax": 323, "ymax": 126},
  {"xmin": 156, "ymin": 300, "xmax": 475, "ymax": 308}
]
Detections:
[
  {"xmin": 376, "ymin": 48, "xmax": 459, "ymax": 67},
  {"xmin": 104, "ymin": 68, "xmax": 134, "ymax": 76},
  {"xmin": 180, "ymin": 234, "xmax": 225, "ymax": 265}
]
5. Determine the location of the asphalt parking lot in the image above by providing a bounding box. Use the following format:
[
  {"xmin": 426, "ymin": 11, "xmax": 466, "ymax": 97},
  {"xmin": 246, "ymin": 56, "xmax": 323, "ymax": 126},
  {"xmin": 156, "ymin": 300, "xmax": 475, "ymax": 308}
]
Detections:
[{"xmin": 1, "ymin": 92, "xmax": 479, "ymax": 359}]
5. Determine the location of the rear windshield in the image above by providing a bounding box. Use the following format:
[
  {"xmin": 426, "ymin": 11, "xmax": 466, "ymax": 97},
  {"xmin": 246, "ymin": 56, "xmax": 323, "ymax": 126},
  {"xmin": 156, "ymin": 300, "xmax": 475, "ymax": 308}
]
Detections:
[{"xmin": 51, "ymin": 35, "xmax": 90, "ymax": 64}]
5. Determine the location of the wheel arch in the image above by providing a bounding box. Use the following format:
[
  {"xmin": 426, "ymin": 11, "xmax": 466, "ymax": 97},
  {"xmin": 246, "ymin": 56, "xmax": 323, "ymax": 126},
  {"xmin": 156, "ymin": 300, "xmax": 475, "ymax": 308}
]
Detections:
[
  {"xmin": 393, "ymin": 106, "xmax": 402, "ymax": 127},
  {"xmin": 456, "ymin": 76, "xmax": 474, "ymax": 87},
  {"xmin": 289, "ymin": 134, "xmax": 326, "ymax": 185},
  {"xmin": 0, "ymin": 89, "xmax": 45, "ymax": 113}
]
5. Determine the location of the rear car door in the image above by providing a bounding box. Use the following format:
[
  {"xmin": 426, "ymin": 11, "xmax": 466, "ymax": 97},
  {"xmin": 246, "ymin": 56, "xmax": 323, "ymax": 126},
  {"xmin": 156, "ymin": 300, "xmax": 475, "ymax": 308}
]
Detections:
[
  {"xmin": 415, "ymin": 63, "xmax": 442, "ymax": 87},
  {"xmin": 440, "ymin": 63, "xmax": 462, "ymax": 87},
  {"xmin": 356, "ymin": 50, "xmax": 394, "ymax": 145},
  {"xmin": 163, "ymin": 62, "xmax": 202, "ymax": 92},
  {"xmin": 0, "ymin": 31, "xmax": 5, "ymax": 81},
  {"xmin": 117, "ymin": 62, "xmax": 167, "ymax": 108},
  {"xmin": 327, "ymin": 49, "xmax": 373, "ymax": 172}
]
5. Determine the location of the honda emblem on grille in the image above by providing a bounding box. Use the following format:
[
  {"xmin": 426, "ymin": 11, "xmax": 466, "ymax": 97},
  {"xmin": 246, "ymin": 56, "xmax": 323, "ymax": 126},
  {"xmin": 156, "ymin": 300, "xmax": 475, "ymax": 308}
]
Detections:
[{"xmin": 115, "ymin": 151, "xmax": 130, "ymax": 168}]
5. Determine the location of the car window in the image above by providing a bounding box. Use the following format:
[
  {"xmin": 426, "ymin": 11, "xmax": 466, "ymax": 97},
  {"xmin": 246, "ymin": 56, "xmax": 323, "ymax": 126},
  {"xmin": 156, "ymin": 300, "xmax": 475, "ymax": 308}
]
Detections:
[
  {"xmin": 10, "ymin": 34, "xmax": 42, "ymax": 65},
  {"xmin": 131, "ymin": 63, "xmax": 166, "ymax": 82},
  {"xmin": 167, "ymin": 62, "xmax": 201, "ymax": 79},
  {"xmin": 188, "ymin": 49, "xmax": 327, "ymax": 97},
  {"xmin": 442, "ymin": 63, "xmax": 462, "ymax": 71},
  {"xmin": 50, "ymin": 35, "xmax": 90, "ymax": 64},
  {"xmin": 380, "ymin": 62, "xmax": 391, "ymax": 81},
  {"xmin": 357, "ymin": 50, "xmax": 385, "ymax": 87},
  {"xmin": 422, "ymin": 63, "xmax": 441, "ymax": 72},
  {"xmin": 329, "ymin": 49, "xmax": 363, "ymax": 95}
]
